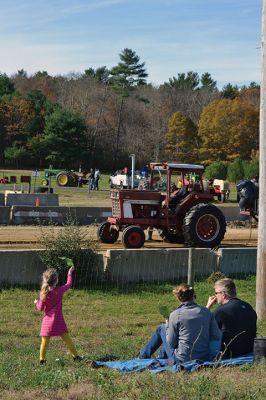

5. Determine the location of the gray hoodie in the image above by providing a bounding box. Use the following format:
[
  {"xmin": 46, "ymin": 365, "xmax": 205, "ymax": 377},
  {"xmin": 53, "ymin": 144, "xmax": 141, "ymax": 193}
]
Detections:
[{"xmin": 166, "ymin": 301, "xmax": 222, "ymax": 363}]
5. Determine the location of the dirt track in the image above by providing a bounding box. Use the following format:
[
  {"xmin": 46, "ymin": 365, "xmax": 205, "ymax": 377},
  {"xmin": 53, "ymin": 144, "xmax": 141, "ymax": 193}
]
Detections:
[{"xmin": 0, "ymin": 225, "xmax": 258, "ymax": 250}]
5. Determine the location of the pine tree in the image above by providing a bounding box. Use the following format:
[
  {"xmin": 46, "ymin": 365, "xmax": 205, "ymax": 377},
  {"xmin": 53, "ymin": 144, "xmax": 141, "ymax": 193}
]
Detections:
[
  {"xmin": 200, "ymin": 72, "xmax": 217, "ymax": 91},
  {"xmin": 109, "ymin": 48, "xmax": 148, "ymax": 166},
  {"xmin": 109, "ymin": 48, "xmax": 147, "ymax": 96}
]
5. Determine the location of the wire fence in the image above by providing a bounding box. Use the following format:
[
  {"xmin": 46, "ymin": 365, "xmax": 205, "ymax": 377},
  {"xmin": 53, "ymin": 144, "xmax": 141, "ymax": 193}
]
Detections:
[
  {"xmin": 0, "ymin": 212, "xmax": 258, "ymax": 292},
  {"xmin": 0, "ymin": 244, "xmax": 257, "ymax": 292}
]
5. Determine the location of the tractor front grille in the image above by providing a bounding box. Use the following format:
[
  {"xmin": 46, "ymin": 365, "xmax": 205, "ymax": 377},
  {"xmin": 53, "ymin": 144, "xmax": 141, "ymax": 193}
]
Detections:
[{"xmin": 112, "ymin": 198, "xmax": 120, "ymax": 217}]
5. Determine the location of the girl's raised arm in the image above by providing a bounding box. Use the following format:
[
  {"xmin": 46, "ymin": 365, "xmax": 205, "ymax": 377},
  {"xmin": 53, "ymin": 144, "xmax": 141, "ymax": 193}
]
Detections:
[{"xmin": 60, "ymin": 267, "xmax": 74, "ymax": 293}]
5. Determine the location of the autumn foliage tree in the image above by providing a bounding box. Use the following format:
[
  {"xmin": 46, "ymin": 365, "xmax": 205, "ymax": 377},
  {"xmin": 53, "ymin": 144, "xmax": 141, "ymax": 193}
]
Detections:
[
  {"xmin": 165, "ymin": 111, "xmax": 199, "ymax": 162},
  {"xmin": 0, "ymin": 54, "xmax": 261, "ymax": 170},
  {"xmin": 198, "ymin": 98, "xmax": 259, "ymax": 163},
  {"xmin": 0, "ymin": 96, "xmax": 34, "ymax": 165}
]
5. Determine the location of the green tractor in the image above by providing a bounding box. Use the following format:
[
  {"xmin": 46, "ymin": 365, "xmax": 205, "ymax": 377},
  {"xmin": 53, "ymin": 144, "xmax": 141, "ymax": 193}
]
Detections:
[{"xmin": 42, "ymin": 168, "xmax": 88, "ymax": 187}]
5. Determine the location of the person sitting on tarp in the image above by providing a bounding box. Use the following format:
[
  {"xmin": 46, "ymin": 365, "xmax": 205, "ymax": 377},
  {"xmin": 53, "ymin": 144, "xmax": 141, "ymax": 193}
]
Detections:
[
  {"xmin": 138, "ymin": 284, "xmax": 221, "ymax": 364},
  {"xmin": 237, "ymin": 179, "xmax": 258, "ymax": 211},
  {"xmin": 206, "ymin": 278, "xmax": 257, "ymax": 359}
]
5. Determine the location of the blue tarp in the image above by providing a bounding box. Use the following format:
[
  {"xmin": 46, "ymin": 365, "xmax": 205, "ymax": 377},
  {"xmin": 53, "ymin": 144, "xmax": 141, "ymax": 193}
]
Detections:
[{"xmin": 94, "ymin": 354, "xmax": 254, "ymax": 374}]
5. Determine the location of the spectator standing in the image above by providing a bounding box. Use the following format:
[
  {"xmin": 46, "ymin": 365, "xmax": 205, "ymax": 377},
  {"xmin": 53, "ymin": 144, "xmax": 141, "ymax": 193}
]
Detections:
[
  {"xmin": 206, "ymin": 278, "xmax": 257, "ymax": 358},
  {"xmin": 94, "ymin": 168, "xmax": 101, "ymax": 191},
  {"xmin": 89, "ymin": 168, "xmax": 95, "ymax": 190},
  {"xmin": 34, "ymin": 267, "xmax": 82, "ymax": 366},
  {"xmin": 237, "ymin": 179, "xmax": 258, "ymax": 211}
]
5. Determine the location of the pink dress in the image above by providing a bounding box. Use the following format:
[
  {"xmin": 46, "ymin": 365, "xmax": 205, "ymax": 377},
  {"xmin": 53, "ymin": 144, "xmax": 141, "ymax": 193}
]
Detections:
[{"xmin": 36, "ymin": 271, "xmax": 72, "ymax": 336}]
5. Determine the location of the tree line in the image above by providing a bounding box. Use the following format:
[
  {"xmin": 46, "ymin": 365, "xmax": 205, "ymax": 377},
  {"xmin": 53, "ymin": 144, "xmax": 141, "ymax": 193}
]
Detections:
[{"xmin": 0, "ymin": 48, "xmax": 260, "ymax": 172}]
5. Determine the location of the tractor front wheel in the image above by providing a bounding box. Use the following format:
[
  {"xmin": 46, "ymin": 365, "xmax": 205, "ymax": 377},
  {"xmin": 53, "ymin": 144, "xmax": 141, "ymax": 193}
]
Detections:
[
  {"xmin": 183, "ymin": 203, "xmax": 226, "ymax": 248},
  {"xmin": 42, "ymin": 179, "xmax": 49, "ymax": 186},
  {"xmin": 97, "ymin": 222, "xmax": 119, "ymax": 244},
  {"xmin": 122, "ymin": 225, "xmax": 145, "ymax": 249}
]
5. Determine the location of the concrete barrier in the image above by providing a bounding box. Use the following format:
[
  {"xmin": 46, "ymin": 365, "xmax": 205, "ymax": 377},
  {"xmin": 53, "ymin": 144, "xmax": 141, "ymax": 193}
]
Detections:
[
  {"xmin": 218, "ymin": 247, "xmax": 257, "ymax": 275},
  {"xmin": 104, "ymin": 248, "xmax": 217, "ymax": 283},
  {"xmin": 65, "ymin": 207, "xmax": 112, "ymax": 224},
  {"xmin": 0, "ymin": 250, "xmax": 45, "ymax": 285},
  {"xmin": 0, "ymin": 247, "xmax": 257, "ymax": 286},
  {"xmin": 220, "ymin": 206, "xmax": 246, "ymax": 221},
  {"xmin": 0, "ymin": 250, "xmax": 104, "ymax": 286},
  {"xmin": 11, "ymin": 206, "xmax": 63, "ymax": 224},
  {"xmin": 6, "ymin": 193, "xmax": 59, "ymax": 207},
  {"xmin": 0, "ymin": 203, "xmax": 247, "ymax": 225},
  {"xmin": 0, "ymin": 206, "xmax": 11, "ymax": 224},
  {"xmin": 11, "ymin": 206, "xmax": 112, "ymax": 225}
]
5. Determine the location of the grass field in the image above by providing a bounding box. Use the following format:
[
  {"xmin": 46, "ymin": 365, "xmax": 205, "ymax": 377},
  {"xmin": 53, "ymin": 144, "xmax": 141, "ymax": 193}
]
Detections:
[{"xmin": 0, "ymin": 277, "xmax": 266, "ymax": 400}]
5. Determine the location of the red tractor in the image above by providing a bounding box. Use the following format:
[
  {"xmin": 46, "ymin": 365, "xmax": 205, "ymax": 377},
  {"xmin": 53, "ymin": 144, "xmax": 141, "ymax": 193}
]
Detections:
[{"xmin": 97, "ymin": 163, "xmax": 226, "ymax": 249}]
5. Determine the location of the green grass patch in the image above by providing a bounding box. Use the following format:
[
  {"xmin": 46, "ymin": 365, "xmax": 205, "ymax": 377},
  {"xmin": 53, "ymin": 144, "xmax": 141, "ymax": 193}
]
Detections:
[{"xmin": 0, "ymin": 277, "xmax": 266, "ymax": 399}]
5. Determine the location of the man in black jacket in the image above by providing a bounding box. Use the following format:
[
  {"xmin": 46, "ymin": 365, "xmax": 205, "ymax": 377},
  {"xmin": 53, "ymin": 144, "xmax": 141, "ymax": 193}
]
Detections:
[
  {"xmin": 237, "ymin": 179, "xmax": 258, "ymax": 211},
  {"xmin": 206, "ymin": 278, "xmax": 257, "ymax": 358}
]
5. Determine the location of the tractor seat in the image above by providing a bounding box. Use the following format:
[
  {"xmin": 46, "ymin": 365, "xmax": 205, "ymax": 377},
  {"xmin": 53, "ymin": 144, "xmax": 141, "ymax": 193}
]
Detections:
[
  {"xmin": 170, "ymin": 185, "xmax": 189, "ymax": 205},
  {"xmin": 192, "ymin": 182, "xmax": 201, "ymax": 192}
]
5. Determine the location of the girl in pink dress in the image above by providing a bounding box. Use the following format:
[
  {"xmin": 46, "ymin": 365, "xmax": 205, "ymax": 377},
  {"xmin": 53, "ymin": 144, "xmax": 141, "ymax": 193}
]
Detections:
[{"xmin": 34, "ymin": 266, "xmax": 81, "ymax": 366}]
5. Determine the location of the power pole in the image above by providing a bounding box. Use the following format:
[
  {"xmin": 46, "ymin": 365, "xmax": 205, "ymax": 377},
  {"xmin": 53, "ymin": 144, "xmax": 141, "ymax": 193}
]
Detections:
[{"xmin": 256, "ymin": 0, "xmax": 266, "ymax": 320}]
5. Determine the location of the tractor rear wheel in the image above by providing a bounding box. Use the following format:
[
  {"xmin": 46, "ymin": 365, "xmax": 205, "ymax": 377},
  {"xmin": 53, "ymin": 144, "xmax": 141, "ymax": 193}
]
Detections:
[
  {"xmin": 97, "ymin": 222, "xmax": 119, "ymax": 244},
  {"xmin": 183, "ymin": 203, "xmax": 226, "ymax": 248},
  {"xmin": 56, "ymin": 171, "xmax": 78, "ymax": 187},
  {"xmin": 217, "ymin": 193, "xmax": 226, "ymax": 203},
  {"xmin": 56, "ymin": 172, "xmax": 70, "ymax": 186},
  {"xmin": 122, "ymin": 225, "xmax": 145, "ymax": 249}
]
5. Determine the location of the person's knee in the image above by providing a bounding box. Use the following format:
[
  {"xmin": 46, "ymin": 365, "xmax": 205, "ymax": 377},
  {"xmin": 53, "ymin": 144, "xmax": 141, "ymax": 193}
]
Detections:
[{"xmin": 157, "ymin": 323, "xmax": 166, "ymax": 335}]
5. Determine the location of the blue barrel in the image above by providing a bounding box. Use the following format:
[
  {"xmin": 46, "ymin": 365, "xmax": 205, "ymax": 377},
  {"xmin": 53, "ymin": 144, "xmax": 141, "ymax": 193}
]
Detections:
[{"xmin": 253, "ymin": 337, "xmax": 266, "ymax": 362}]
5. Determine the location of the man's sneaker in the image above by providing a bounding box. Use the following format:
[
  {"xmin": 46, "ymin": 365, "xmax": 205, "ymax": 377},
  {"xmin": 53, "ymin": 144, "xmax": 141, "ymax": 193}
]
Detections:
[
  {"xmin": 40, "ymin": 360, "xmax": 46, "ymax": 367},
  {"xmin": 89, "ymin": 360, "xmax": 102, "ymax": 368}
]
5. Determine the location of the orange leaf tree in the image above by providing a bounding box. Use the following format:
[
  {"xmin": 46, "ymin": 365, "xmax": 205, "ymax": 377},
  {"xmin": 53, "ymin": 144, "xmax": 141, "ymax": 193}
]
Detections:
[
  {"xmin": 198, "ymin": 98, "xmax": 259, "ymax": 163},
  {"xmin": 165, "ymin": 111, "xmax": 199, "ymax": 163},
  {"xmin": 0, "ymin": 97, "xmax": 34, "ymax": 165}
]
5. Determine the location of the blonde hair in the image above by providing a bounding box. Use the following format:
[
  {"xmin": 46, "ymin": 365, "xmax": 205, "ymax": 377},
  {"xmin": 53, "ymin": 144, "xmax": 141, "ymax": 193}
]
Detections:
[
  {"xmin": 173, "ymin": 283, "xmax": 195, "ymax": 302},
  {"xmin": 40, "ymin": 269, "xmax": 58, "ymax": 300}
]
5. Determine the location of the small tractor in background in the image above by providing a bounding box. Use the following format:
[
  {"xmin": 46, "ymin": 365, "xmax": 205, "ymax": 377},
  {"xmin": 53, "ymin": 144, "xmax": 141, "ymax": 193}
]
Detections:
[
  {"xmin": 208, "ymin": 179, "xmax": 230, "ymax": 203},
  {"xmin": 98, "ymin": 162, "xmax": 226, "ymax": 249},
  {"xmin": 109, "ymin": 170, "xmax": 141, "ymax": 189},
  {"xmin": 42, "ymin": 168, "xmax": 88, "ymax": 187},
  {"xmin": 109, "ymin": 165, "xmax": 150, "ymax": 189}
]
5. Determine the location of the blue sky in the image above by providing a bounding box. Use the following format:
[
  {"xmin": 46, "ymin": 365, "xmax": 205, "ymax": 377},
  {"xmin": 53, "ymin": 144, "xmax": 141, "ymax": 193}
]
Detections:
[{"xmin": 0, "ymin": 0, "xmax": 262, "ymax": 87}]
